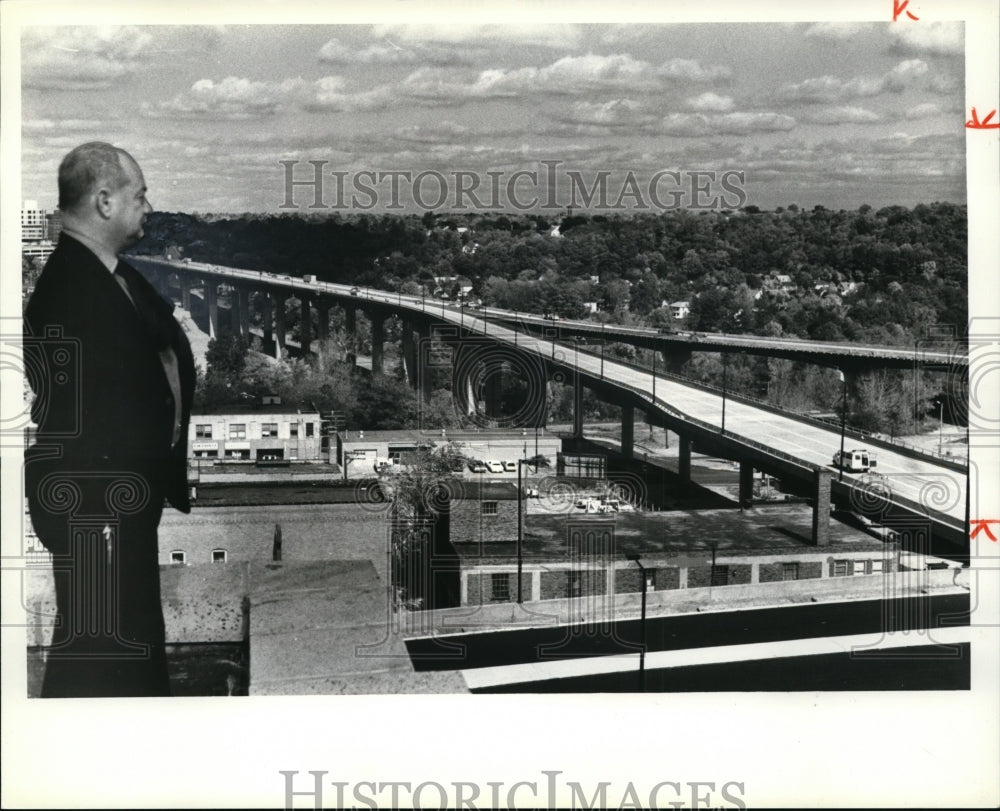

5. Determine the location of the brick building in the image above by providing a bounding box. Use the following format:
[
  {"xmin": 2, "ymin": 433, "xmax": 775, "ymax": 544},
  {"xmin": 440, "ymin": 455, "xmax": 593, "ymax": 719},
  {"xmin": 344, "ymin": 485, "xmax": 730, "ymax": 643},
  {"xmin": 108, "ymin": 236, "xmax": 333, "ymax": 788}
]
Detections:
[
  {"xmin": 448, "ymin": 505, "xmax": 903, "ymax": 607},
  {"xmin": 189, "ymin": 402, "xmax": 322, "ymax": 462}
]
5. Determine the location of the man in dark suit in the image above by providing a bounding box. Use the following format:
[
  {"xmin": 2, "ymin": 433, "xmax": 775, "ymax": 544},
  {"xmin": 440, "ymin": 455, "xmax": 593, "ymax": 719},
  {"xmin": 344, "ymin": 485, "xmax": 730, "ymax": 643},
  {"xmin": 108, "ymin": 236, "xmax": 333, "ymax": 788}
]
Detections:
[{"xmin": 24, "ymin": 142, "xmax": 195, "ymax": 697}]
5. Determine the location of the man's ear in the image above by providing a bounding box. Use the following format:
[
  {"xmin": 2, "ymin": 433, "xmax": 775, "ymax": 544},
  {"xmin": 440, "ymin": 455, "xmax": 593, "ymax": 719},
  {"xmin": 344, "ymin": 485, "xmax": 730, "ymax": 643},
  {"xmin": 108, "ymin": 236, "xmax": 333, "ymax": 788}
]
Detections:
[{"xmin": 95, "ymin": 187, "xmax": 113, "ymax": 220}]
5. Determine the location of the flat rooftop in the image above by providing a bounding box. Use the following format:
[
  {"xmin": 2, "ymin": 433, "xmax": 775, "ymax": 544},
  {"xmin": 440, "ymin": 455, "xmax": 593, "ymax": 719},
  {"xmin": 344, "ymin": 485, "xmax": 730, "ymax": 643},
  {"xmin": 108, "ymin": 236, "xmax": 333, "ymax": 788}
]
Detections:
[
  {"xmin": 192, "ymin": 404, "xmax": 319, "ymax": 416},
  {"xmin": 339, "ymin": 428, "xmax": 559, "ymax": 443},
  {"xmin": 452, "ymin": 504, "xmax": 888, "ymax": 563}
]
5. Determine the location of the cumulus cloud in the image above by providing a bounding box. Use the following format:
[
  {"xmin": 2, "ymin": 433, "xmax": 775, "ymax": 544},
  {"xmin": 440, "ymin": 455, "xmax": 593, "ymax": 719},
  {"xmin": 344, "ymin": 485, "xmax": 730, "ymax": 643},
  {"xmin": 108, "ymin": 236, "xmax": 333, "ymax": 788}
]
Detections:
[
  {"xmin": 146, "ymin": 76, "xmax": 307, "ymax": 119},
  {"xmin": 779, "ymin": 59, "xmax": 928, "ymax": 103},
  {"xmin": 660, "ymin": 112, "xmax": 796, "ymax": 137},
  {"xmin": 888, "ymin": 21, "xmax": 963, "ymax": 56},
  {"xmin": 687, "ymin": 92, "xmax": 733, "ymax": 112},
  {"xmin": 302, "ymin": 76, "xmax": 397, "ymax": 112},
  {"xmin": 800, "ymin": 106, "xmax": 880, "ymax": 125},
  {"xmin": 802, "ymin": 22, "xmax": 871, "ymax": 41},
  {"xmin": 371, "ymin": 23, "xmax": 585, "ymax": 49},
  {"xmin": 22, "ymin": 26, "xmax": 153, "ymax": 90},
  {"xmin": 317, "ymin": 37, "xmax": 470, "ymax": 66},
  {"xmin": 386, "ymin": 54, "xmax": 733, "ymax": 105},
  {"xmin": 657, "ymin": 57, "xmax": 732, "ymax": 82}
]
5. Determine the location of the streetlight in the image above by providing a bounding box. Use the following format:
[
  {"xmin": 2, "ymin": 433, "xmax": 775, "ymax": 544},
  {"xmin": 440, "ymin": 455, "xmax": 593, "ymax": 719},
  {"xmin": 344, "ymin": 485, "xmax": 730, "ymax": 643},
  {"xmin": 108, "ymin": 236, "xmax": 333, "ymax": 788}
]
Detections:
[
  {"xmin": 652, "ymin": 344, "xmax": 657, "ymax": 403},
  {"xmin": 721, "ymin": 351, "xmax": 728, "ymax": 433},
  {"xmin": 516, "ymin": 457, "xmax": 535, "ymax": 603},
  {"xmin": 938, "ymin": 397, "xmax": 944, "ymax": 455},
  {"xmin": 625, "ymin": 554, "xmax": 647, "ymax": 692},
  {"xmin": 838, "ymin": 369, "xmax": 847, "ymax": 482},
  {"xmin": 600, "ymin": 323, "xmax": 606, "ymax": 378}
]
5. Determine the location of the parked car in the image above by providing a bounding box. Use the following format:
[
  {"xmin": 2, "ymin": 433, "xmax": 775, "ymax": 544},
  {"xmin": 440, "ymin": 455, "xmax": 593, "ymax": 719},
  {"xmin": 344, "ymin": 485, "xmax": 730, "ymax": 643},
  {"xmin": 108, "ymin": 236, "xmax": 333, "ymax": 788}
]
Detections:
[
  {"xmin": 467, "ymin": 460, "xmax": 487, "ymax": 473},
  {"xmin": 502, "ymin": 460, "xmax": 518, "ymax": 472},
  {"xmin": 485, "ymin": 460, "xmax": 505, "ymax": 473},
  {"xmin": 349, "ymin": 286, "xmax": 360, "ymax": 296}
]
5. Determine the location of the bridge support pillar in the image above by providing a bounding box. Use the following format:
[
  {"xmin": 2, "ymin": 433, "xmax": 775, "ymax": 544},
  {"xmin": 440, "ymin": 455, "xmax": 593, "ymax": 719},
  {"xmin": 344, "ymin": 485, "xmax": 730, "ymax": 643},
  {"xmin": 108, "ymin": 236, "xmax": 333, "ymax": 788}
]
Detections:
[
  {"xmin": 180, "ymin": 277, "xmax": 191, "ymax": 312},
  {"xmin": 462, "ymin": 373, "xmax": 476, "ymax": 416},
  {"xmin": 621, "ymin": 405, "xmax": 634, "ymax": 459},
  {"xmin": 317, "ymin": 301, "xmax": 330, "ymax": 343},
  {"xmin": 300, "ymin": 295, "xmax": 312, "ymax": 354},
  {"xmin": 678, "ymin": 436, "xmax": 691, "ymax": 490},
  {"xmin": 419, "ymin": 323, "xmax": 434, "ymax": 403},
  {"xmin": 371, "ymin": 316, "xmax": 385, "ymax": 374},
  {"xmin": 739, "ymin": 461, "xmax": 754, "ymax": 510},
  {"xmin": 572, "ymin": 374, "xmax": 584, "ymax": 438},
  {"xmin": 262, "ymin": 293, "xmax": 273, "ymax": 349},
  {"xmin": 273, "ymin": 294, "xmax": 287, "ymax": 358},
  {"xmin": 205, "ymin": 282, "xmax": 218, "ymax": 339},
  {"xmin": 344, "ymin": 306, "xmax": 356, "ymax": 366},
  {"xmin": 811, "ymin": 469, "xmax": 832, "ymax": 546},
  {"xmin": 239, "ymin": 287, "xmax": 252, "ymax": 337},
  {"xmin": 402, "ymin": 322, "xmax": 417, "ymax": 389}
]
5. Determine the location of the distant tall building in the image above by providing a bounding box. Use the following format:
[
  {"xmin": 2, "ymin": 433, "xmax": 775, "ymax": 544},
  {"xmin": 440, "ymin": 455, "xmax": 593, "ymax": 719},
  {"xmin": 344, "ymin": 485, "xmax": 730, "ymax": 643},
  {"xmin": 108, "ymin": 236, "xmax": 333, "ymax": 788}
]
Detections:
[{"xmin": 21, "ymin": 200, "xmax": 55, "ymax": 263}]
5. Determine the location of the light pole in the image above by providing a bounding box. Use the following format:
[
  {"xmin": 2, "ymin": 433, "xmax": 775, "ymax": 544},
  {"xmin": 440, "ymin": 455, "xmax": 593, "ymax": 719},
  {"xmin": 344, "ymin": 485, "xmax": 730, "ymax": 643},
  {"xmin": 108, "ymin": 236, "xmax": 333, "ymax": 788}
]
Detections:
[
  {"xmin": 516, "ymin": 458, "xmax": 529, "ymax": 603},
  {"xmin": 721, "ymin": 351, "xmax": 728, "ymax": 433},
  {"xmin": 838, "ymin": 369, "xmax": 847, "ymax": 482},
  {"xmin": 652, "ymin": 345, "xmax": 657, "ymax": 403},
  {"xmin": 601, "ymin": 322, "xmax": 605, "ymax": 378},
  {"xmin": 625, "ymin": 554, "xmax": 647, "ymax": 692},
  {"xmin": 938, "ymin": 398, "xmax": 944, "ymax": 455}
]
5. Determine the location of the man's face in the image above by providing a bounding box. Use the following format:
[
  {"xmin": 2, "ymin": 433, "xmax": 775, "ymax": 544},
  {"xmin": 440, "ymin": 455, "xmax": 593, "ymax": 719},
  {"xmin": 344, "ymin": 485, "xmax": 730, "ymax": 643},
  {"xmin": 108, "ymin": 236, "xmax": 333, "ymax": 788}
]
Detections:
[{"xmin": 111, "ymin": 156, "xmax": 152, "ymax": 248}]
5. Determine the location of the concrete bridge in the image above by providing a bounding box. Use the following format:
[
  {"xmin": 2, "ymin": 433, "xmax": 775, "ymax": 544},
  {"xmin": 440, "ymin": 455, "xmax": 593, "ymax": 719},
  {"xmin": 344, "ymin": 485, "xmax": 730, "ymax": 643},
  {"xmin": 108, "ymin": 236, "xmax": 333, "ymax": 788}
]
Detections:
[
  {"xmin": 479, "ymin": 311, "xmax": 968, "ymax": 373},
  {"xmin": 128, "ymin": 256, "xmax": 969, "ymax": 555}
]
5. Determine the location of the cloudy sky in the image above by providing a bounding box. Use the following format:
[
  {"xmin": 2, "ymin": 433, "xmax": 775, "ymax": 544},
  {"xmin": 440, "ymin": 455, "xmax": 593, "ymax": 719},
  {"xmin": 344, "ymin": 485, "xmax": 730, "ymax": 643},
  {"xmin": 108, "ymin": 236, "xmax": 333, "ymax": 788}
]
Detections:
[{"xmin": 20, "ymin": 20, "xmax": 966, "ymax": 214}]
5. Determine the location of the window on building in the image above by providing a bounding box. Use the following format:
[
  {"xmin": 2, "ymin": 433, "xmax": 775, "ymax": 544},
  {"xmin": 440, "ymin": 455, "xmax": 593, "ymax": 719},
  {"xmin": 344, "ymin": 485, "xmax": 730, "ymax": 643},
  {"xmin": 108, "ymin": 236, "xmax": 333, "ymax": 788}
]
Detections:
[
  {"xmin": 225, "ymin": 448, "xmax": 250, "ymax": 460},
  {"xmin": 853, "ymin": 560, "xmax": 868, "ymax": 575},
  {"xmin": 481, "ymin": 500, "xmax": 499, "ymax": 516},
  {"xmin": 833, "ymin": 560, "xmax": 850, "ymax": 577},
  {"xmin": 170, "ymin": 550, "xmax": 186, "ymax": 565},
  {"xmin": 782, "ymin": 562, "xmax": 799, "ymax": 581},
  {"xmin": 194, "ymin": 449, "xmax": 219, "ymax": 459},
  {"xmin": 870, "ymin": 559, "xmax": 884, "ymax": 573},
  {"xmin": 229, "ymin": 423, "xmax": 246, "ymax": 439},
  {"xmin": 212, "ymin": 549, "xmax": 227, "ymax": 563},
  {"xmin": 491, "ymin": 573, "xmax": 510, "ymax": 601},
  {"xmin": 195, "ymin": 424, "xmax": 212, "ymax": 439},
  {"xmin": 305, "ymin": 422, "xmax": 314, "ymax": 437},
  {"xmin": 261, "ymin": 423, "xmax": 278, "ymax": 438},
  {"xmin": 289, "ymin": 423, "xmax": 299, "ymax": 437},
  {"xmin": 710, "ymin": 565, "xmax": 729, "ymax": 586}
]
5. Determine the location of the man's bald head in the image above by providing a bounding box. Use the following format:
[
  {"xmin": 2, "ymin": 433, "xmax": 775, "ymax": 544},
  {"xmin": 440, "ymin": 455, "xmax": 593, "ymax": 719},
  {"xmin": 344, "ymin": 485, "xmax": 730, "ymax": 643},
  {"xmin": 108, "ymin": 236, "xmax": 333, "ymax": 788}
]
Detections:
[{"xmin": 58, "ymin": 142, "xmax": 136, "ymax": 214}]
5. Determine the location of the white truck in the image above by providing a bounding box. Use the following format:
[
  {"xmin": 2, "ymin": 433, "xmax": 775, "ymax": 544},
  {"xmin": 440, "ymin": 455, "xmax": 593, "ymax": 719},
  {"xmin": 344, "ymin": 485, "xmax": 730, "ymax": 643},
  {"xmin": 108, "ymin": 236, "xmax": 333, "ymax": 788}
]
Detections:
[{"xmin": 832, "ymin": 448, "xmax": 877, "ymax": 473}]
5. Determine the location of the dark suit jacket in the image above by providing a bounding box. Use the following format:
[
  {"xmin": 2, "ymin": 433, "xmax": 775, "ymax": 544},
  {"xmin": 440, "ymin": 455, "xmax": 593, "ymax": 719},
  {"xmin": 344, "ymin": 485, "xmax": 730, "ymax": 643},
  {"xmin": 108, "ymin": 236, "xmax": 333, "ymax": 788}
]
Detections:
[{"xmin": 24, "ymin": 234, "xmax": 195, "ymax": 552}]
